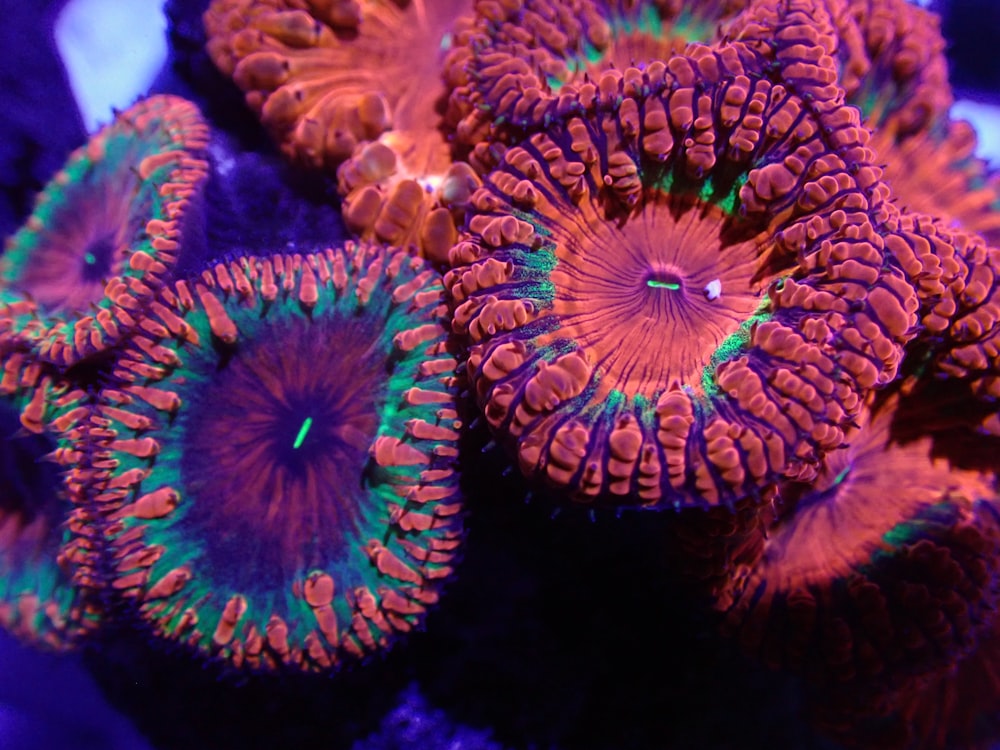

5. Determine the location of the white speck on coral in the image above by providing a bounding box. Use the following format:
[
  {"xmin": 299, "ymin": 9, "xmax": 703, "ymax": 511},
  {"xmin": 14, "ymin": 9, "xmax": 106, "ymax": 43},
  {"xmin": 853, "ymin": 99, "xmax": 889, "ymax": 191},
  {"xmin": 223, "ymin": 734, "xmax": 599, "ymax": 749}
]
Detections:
[{"xmin": 704, "ymin": 279, "xmax": 722, "ymax": 301}]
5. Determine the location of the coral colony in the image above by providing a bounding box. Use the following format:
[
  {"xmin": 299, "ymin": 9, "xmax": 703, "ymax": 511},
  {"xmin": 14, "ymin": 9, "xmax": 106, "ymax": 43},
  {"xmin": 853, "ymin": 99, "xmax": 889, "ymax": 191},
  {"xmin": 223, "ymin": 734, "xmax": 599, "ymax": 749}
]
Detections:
[{"xmin": 2, "ymin": 1, "xmax": 1000, "ymax": 748}]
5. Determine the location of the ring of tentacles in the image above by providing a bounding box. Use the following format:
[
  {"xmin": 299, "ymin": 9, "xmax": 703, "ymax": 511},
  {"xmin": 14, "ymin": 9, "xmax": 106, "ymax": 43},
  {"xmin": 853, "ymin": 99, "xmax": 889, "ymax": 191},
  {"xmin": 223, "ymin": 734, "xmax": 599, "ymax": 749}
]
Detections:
[
  {"xmin": 0, "ymin": 95, "xmax": 209, "ymax": 367},
  {"xmin": 445, "ymin": 44, "xmax": 919, "ymax": 508},
  {"xmin": 59, "ymin": 242, "xmax": 464, "ymax": 672}
]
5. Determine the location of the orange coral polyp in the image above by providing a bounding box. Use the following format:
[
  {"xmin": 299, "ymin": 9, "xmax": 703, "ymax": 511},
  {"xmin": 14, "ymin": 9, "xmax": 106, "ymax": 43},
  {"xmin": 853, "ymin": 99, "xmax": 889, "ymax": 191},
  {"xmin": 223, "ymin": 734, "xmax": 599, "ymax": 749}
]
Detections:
[
  {"xmin": 723, "ymin": 388, "xmax": 1000, "ymax": 692},
  {"xmin": 873, "ymin": 121, "xmax": 1000, "ymax": 244},
  {"xmin": 842, "ymin": 0, "xmax": 952, "ymax": 135},
  {"xmin": 837, "ymin": 611, "xmax": 1000, "ymax": 749},
  {"xmin": 205, "ymin": 0, "xmax": 477, "ymax": 264},
  {"xmin": 875, "ymin": 210, "xmax": 1000, "ymax": 435},
  {"xmin": 728, "ymin": 0, "xmax": 952, "ymax": 136},
  {"xmin": 446, "ymin": 46, "xmax": 921, "ymax": 508},
  {"xmin": 446, "ymin": 0, "xmax": 748, "ymax": 147},
  {"xmin": 205, "ymin": 0, "xmax": 470, "ymax": 172},
  {"xmin": 547, "ymin": 195, "xmax": 768, "ymax": 399}
]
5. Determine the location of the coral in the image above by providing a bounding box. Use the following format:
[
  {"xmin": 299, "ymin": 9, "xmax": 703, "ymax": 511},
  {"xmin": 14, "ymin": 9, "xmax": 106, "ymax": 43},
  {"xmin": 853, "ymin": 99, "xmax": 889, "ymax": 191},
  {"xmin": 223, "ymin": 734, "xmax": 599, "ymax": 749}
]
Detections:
[
  {"xmin": 69, "ymin": 242, "xmax": 463, "ymax": 672},
  {"xmin": 204, "ymin": 0, "xmax": 476, "ymax": 263},
  {"xmin": 723, "ymin": 387, "xmax": 1000, "ymax": 691},
  {"xmin": 0, "ymin": 372, "xmax": 100, "ymax": 650},
  {"xmin": 727, "ymin": 0, "xmax": 951, "ymax": 136},
  {"xmin": 661, "ymin": 496, "xmax": 771, "ymax": 607},
  {"xmin": 3, "ymin": 0, "xmax": 1000, "ymax": 747},
  {"xmin": 0, "ymin": 95, "xmax": 209, "ymax": 367},
  {"xmin": 204, "ymin": 0, "xmax": 468, "ymax": 173},
  {"xmin": 840, "ymin": 0, "xmax": 952, "ymax": 136},
  {"xmin": 873, "ymin": 614, "xmax": 1000, "ymax": 750},
  {"xmin": 814, "ymin": 610, "xmax": 1000, "ymax": 750},
  {"xmin": 446, "ymin": 45, "xmax": 918, "ymax": 507},
  {"xmin": 446, "ymin": 0, "xmax": 750, "ymax": 153},
  {"xmin": 337, "ymin": 145, "xmax": 482, "ymax": 265},
  {"xmin": 873, "ymin": 120, "xmax": 1000, "ymax": 245},
  {"xmin": 879, "ymin": 213, "xmax": 1000, "ymax": 435},
  {"xmin": 730, "ymin": 1, "xmax": 1000, "ymax": 428}
]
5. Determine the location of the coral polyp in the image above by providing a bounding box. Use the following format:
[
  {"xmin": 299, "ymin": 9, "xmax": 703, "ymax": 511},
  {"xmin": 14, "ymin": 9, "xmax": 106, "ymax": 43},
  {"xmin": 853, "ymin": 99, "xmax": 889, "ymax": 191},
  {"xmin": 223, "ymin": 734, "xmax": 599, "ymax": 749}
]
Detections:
[
  {"xmin": 878, "ymin": 213, "xmax": 1000, "ymax": 435},
  {"xmin": 204, "ymin": 0, "xmax": 475, "ymax": 263},
  {"xmin": 204, "ymin": 0, "xmax": 470, "ymax": 173},
  {"xmin": 813, "ymin": 606, "xmax": 1000, "ymax": 750},
  {"xmin": 446, "ymin": 0, "xmax": 749, "ymax": 148},
  {"xmin": 0, "ymin": 95, "xmax": 209, "ymax": 367},
  {"xmin": 722, "ymin": 388, "xmax": 1000, "ymax": 691},
  {"xmin": 71, "ymin": 242, "xmax": 464, "ymax": 672},
  {"xmin": 872, "ymin": 121, "xmax": 1000, "ymax": 245},
  {"xmin": 728, "ymin": 0, "xmax": 951, "ymax": 137},
  {"xmin": 446, "ymin": 47, "xmax": 918, "ymax": 507},
  {"xmin": 337, "ymin": 146, "xmax": 482, "ymax": 265},
  {"xmin": 859, "ymin": 612, "xmax": 1000, "ymax": 750},
  {"xmin": 840, "ymin": 0, "xmax": 952, "ymax": 136}
]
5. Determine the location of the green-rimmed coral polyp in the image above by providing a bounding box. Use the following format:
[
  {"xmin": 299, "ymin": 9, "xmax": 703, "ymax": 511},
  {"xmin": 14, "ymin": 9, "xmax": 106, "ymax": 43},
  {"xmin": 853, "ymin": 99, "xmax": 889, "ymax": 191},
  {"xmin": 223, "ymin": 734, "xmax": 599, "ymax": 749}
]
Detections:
[
  {"xmin": 65, "ymin": 242, "xmax": 464, "ymax": 673},
  {"xmin": 0, "ymin": 95, "xmax": 209, "ymax": 368}
]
